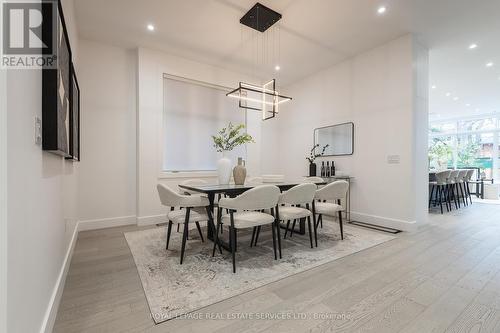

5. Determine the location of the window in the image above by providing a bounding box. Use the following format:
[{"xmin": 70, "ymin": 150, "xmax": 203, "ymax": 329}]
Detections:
[
  {"xmin": 429, "ymin": 116, "xmax": 500, "ymax": 181},
  {"xmin": 162, "ymin": 75, "xmax": 246, "ymax": 172}
]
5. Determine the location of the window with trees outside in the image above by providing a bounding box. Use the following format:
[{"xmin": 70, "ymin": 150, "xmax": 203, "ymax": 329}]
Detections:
[{"xmin": 429, "ymin": 116, "xmax": 500, "ymax": 181}]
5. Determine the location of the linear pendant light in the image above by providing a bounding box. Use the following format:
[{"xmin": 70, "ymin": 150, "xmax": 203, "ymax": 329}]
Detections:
[{"xmin": 226, "ymin": 2, "xmax": 292, "ymax": 120}]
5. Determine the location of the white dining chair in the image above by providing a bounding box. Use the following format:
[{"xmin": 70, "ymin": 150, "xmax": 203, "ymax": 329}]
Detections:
[
  {"xmin": 213, "ymin": 185, "xmax": 281, "ymax": 273},
  {"xmin": 157, "ymin": 184, "xmax": 209, "ymax": 264},
  {"xmin": 278, "ymin": 183, "xmax": 317, "ymax": 248},
  {"xmin": 178, "ymin": 179, "xmax": 208, "ymax": 195},
  {"xmin": 246, "ymin": 176, "xmax": 263, "ymax": 185},
  {"xmin": 302, "ymin": 176, "xmax": 324, "ymax": 183},
  {"xmin": 314, "ymin": 180, "xmax": 349, "ymax": 240},
  {"xmin": 176, "ymin": 179, "xmax": 209, "ymax": 233}
]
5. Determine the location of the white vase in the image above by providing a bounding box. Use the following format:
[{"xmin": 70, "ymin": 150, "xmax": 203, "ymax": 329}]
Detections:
[{"xmin": 217, "ymin": 152, "xmax": 232, "ymax": 185}]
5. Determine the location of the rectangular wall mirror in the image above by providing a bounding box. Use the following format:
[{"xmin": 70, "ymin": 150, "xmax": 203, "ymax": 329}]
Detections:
[{"xmin": 314, "ymin": 122, "xmax": 354, "ymax": 156}]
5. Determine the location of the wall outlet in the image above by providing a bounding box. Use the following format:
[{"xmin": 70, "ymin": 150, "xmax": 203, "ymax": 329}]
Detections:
[
  {"xmin": 34, "ymin": 116, "xmax": 42, "ymax": 146},
  {"xmin": 387, "ymin": 155, "xmax": 400, "ymax": 164}
]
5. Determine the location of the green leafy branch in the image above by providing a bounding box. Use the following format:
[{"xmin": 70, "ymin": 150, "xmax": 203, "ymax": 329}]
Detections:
[{"xmin": 212, "ymin": 122, "xmax": 254, "ymax": 152}]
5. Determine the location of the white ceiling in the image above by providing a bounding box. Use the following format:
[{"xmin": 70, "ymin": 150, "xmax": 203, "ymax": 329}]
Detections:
[{"xmin": 74, "ymin": 0, "xmax": 500, "ymax": 118}]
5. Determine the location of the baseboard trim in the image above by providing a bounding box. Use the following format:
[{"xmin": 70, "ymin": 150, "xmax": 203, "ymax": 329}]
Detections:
[
  {"xmin": 78, "ymin": 215, "xmax": 137, "ymax": 231},
  {"xmin": 39, "ymin": 224, "xmax": 78, "ymax": 333},
  {"xmin": 137, "ymin": 214, "xmax": 166, "ymax": 226},
  {"xmin": 350, "ymin": 211, "xmax": 417, "ymax": 232},
  {"xmin": 39, "ymin": 214, "xmax": 138, "ymax": 332}
]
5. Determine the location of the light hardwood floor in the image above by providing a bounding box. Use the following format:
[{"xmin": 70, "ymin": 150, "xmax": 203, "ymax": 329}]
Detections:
[{"xmin": 53, "ymin": 204, "xmax": 500, "ymax": 332}]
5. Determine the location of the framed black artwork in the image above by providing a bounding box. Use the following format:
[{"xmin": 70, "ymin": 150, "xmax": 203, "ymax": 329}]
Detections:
[
  {"xmin": 67, "ymin": 63, "xmax": 80, "ymax": 161},
  {"xmin": 42, "ymin": 0, "xmax": 72, "ymax": 157}
]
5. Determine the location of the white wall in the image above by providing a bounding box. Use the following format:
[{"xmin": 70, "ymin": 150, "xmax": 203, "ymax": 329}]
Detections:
[
  {"xmin": 0, "ymin": 36, "xmax": 8, "ymax": 333},
  {"xmin": 412, "ymin": 39, "xmax": 430, "ymax": 226},
  {"xmin": 77, "ymin": 40, "xmax": 137, "ymax": 229},
  {"xmin": 137, "ymin": 47, "xmax": 263, "ymax": 225},
  {"xmin": 5, "ymin": 0, "xmax": 80, "ymax": 332},
  {"xmin": 261, "ymin": 35, "xmax": 428, "ymax": 231}
]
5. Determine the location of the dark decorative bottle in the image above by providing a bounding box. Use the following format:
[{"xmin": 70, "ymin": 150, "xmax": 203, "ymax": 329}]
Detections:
[
  {"xmin": 320, "ymin": 161, "xmax": 325, "ymax": 177},
  {"xmin": 309, "ymin": 162, "xmax": 317, "ymax": 177},
  {"xmin": 331, "ymin": 161, "xmax": 336, "ymax": 176},
  {"xmin": 326, "ymin": 161, "xmax": 330, "ymax": 177}
]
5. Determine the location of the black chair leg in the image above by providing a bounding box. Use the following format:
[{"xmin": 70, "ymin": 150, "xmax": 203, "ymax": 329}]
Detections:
[
  {"xmin": 438, "ymin": 186, "xmax": 443, "ymax": 214},
  {"xmin": 230, "ymin": 226, "xmax": 236, "ymax": 273},
  {"xmin": 254, "ymin": 226, "xmax": 261, "ymax": 246},
  {"xmin": 315, "ymin": 215, "xmax": 321, "ymax": 230},
  {"xmin": 444, "ymin": 186, "xmax": 450, "ymax": 212},
  {"xmin": 312, "ymin": 214, "xmax": 318, "ymax": 247},
  {"xmin": 429, "ymin": 185, "xmax": 435, "ymax": 209},
  {"xmin": 212, "ymin": 221, "xmax": 220, "ymax": 257},
  {"xmin": 166, "ymin": 221, "xmax": 172, "ymax": 250},
  {"xmin": 276, "ymin": 221, "xmax": 282, "ymax": 259},
  {"xmin": 180, "ymin": 208, "xmax": 190, "ymax": 264},
  {"xmin": 338, "ymin": 200, "xmax": 344, "ymax": 240},
  {"xmin": 290, "ymin": 220, "xmax": 296, "ymax": 237},
  {"xmin": 195, "ymin": 222, "xmax": 204, "ymax": 242},
  {"xmin": 284, "ymin": 220, "xmax": 291, "ymax": 238},
  {"xmin": 466, "ymin": 182, "xmax": 473, "ymax": 204},
  {"xmin": 212, "ymin": 208, "xmax": 223, "ymax": 257},
  {"xmin": 459, "ymin": 183, "xmax": 466, "ymax": 206},
  {"xmin": 307, "ymin": 216, "xmax": 313, "ymax": 248},
  {"xmin": 250, "ymin": 227, "xmax": 257, "ymax": 247},
  {"xmin": 271, "ymin": 223, "xmax": 277, "ymax": 260},
  {"xmin": 452, "ymin": 184, "xmax": 459, "ymax": 209}
]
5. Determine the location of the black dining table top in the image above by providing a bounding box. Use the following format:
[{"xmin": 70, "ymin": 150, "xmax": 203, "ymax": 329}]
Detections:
[{"xmin": 179, "ymin": 180, "xmax": 327, "ymax": 194}]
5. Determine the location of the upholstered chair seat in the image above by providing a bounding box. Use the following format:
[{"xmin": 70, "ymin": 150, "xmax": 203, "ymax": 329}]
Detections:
[
  {"xmin": 168, "ymin": 209, "xmax": 209, "ymax": 224},
  {"xmin": 278, "ymin": 206, "xmax": 312, "ymax": 220},
  {"xmin": 222, "ymin": 211, "xmax": 275, "ymax": 229},
  {"xmin": 314, "ymin": 202, "xmax": 343, "ymax": 216}
]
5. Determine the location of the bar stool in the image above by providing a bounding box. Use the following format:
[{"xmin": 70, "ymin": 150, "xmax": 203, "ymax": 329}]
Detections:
[
  {"xmin": 429, "ymin": 170, "xmax": 451, "ymax": 214},
  {"xmin": 456, "ymin": 170, "xmax": 468, "ymax": 207},
  {"xmin": 464, "ymin": 169, "xmax": 475, "ymax": 205},
  {"xmin": 447, "ymin": 170, "xmax": 460, "ymax": 209}
]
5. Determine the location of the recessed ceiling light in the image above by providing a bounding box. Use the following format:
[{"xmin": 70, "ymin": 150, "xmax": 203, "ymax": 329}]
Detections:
[
  {"xmin": 486, "ymin": 62, "xmax": 494, "ymax": 67},
  {"xmin": 466, "ymin": 104, "xmax": 471, "ymax": 107},
  {"xmin": 469, "ymin": 43, "xmax": 478, "ymax": 50},
  {"xmin": 431, "ymin": 85, "xmax": 437, "ymax": 89},
  {"xmin": 147, "ymin": 24, "xmax": 155, "ymax": 31},
  {"xmin": 377, "ymin": 6, "xmax": 387, "ymax": 14},
  {"xmin": 274, "ymin": 65, "xmax": 281, "ymax": 71},
  {"xmin": 445, "ymin": 92, "xmax": 451, "ymax": 97}
]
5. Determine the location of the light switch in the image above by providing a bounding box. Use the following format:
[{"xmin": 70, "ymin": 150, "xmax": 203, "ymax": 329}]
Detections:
[
  {"xmin": 387, "ymin": 155, "xmax": 400, "ymax": 164},
  {"xmin": 34, "ymin": 116, "xmax": 42, "ymax": 145}
]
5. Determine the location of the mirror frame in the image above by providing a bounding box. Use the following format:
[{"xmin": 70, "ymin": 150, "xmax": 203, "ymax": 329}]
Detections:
[{"xmin": 313, "ymin": 122, "xmax": 354, "ymax": 156}]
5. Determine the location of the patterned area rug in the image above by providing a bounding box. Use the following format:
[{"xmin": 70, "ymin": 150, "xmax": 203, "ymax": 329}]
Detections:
[{"xmin": 125, "ymin": 221, "xmax": 395, "ymax": 324}]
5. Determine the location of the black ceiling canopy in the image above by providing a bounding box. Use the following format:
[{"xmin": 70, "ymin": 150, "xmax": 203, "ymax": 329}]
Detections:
[{"xmin": 240, "ymin": 2, "xmax": 282, "ymax": 33}]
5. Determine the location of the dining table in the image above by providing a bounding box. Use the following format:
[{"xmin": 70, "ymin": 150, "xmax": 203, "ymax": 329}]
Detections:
[{"xmin": 179, "ymin": 180, "xmax": 327, "ymax": 251}]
